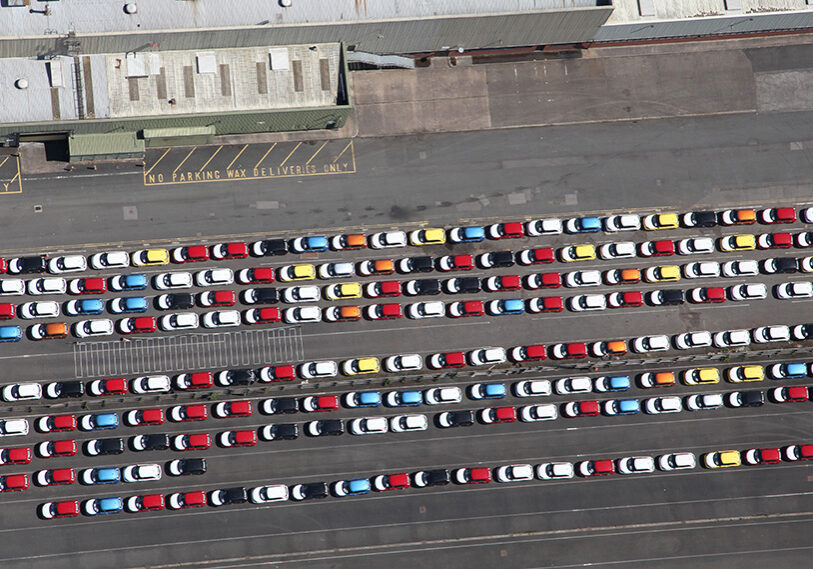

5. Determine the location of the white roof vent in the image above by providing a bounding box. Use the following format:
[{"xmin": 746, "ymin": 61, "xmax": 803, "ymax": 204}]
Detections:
[
  {"xmin": 15, "ymin": 78, "xmax": 29, "ymax": 90},
  {"xmin": 279, "ymin": 0, "xmax": 292, "ymax": 7},
  {"xmin": 124, "ymin": 3, "xmax": 138, "ymax": 14}
]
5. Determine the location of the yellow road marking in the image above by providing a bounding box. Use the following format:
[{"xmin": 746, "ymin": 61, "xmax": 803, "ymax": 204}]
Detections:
[
  {"xmin": 278, "ymin": 142, "xmax": 302, "ymax": 168},
  {"xmin": 225, "ymin": 145, "xmax": 248, "ymax": 170},
  {"xmin": 254, "ymin": 143, "xmax": 277, "ymax": 170},
  {"xmin": 198, "ymin": 146, "xmax": 223, "ymax": 172},
  {"xmin": 332, "ymin": 141, "xmax": 352, "ymax": 163},
  {"xmin": 144, "ymin": 148, "xmax": 171, "ymax": 176},
  {"xmin": 0, "ymin": 156, "xmax": 9, "ymax": 169},
  {"xmin": 173, "ymin": 147, "xmax": 196, "ymax": 174},
  {"xmin": 305, "ymin": 142, "xmax": 327, "ymax": 165}
]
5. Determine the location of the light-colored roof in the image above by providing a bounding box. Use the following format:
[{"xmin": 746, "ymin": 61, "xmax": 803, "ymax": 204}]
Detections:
[{"xmin": 606, "ymin": 0, "xmax": 810, "ymax": 25}]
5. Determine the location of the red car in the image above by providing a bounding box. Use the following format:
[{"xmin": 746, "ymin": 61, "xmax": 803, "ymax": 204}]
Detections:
[
  {"xmin": 172, "ymin": 245, "xmax": 210, "ymax": 263},
  {"xmin": 0, "ymin": 303, "xmax": 15, "ymax": 319},
  {"xmin": 244, "ymin": 307, "xmax": 281, "ymax": 324},
  {"xmin": 199, "ymin": 290, "xmax": 237, "ymax": 307},
  {"xmin": 527, "ymin": 296, "xmax": 563, "ymax": 313},
  {"xmin": 119, "ymin": 316, "xmax": 157, "ymax": 334},
  {"xmin": 786, "ymin": 444, "xmax": 813, "ymax": 461},
  {"xmin": 760, "ymin": 207, "xmax": 796, "ymax": 224},
  {"xmin": 565, "ymin": 400, "xmax": 601, "ymax": 417},
  {"xmin": 125, "ymin": 408, "xmax": 165, "ymax": 426},
  {"xmin": 0, "ymin": 258, "xmax": 6, "ymax": 273},
  {"xmin": 37, "ymin": 439, "xmax": 77, "ymax": 458},
  {"xmin": 772, "ymin": 386, "xmax": 810, "ymax": 403},
  {"xmin": 639, "ymin": 240, "xmax": 674, "ymax": 257},
  {"xmin": 168, "ymin": 404, "xmax": 208, "ymax": 422},
  {"xmin": 517, "ymin": 247, "xmax": 555, "ymax": 265},
  {"xmin": 168, "ymin": 490, "xmax": 207, "ymax": 509},
  {"xmin": 578, "ymin": 459, "xmax": 615, "ymax": 477},
  {"xmin": 757, "ymin": 232, "xmax": 793, "ymax": 249},
  {"xmin": 437, "ymin": 255, "xmax": 474, "ymax": 272},
  {"xmin": 550, "ymin": 342, "xmax": 587, "ymax": 359},
  {"xmin": 41, "ymin": 500, "xmax": 80, "ymax": 519},
  {"xmin": 480, "ymin": 406, "xmax": 517, "ymax": 424},
  {"xmin": 37, "ymin": 414, "xmax": 77, "ymax": 433},
  {"xmin": 429, "ymin": 351, "xmax": 466, "ymax": 369},
  {"xmin": 607, "ymin": 291, "xmax": 643, "ymax": 308},
  {"xmin": 259, "ymin": 365, "xmax": 296, "ymax": 382},
  {"xmin": 219, "ymin": 429, "xmax": 257, "ymax": 447},
  {"xmin": 0, "ymin": 446, "xmax": 31, "ymax": 465},
  {"xmin": 238, "ymin": 267, "xmax": 275, "ymax": 284},
  {"xmin": 127, "ymin": 494, "xmax": 165, "ymax": 512},
  {"xmin": 484, "ymin": 275, "xmax": 521, "ymax": 292},
  {"xmin": 89, "ymin": 377, "xmax": 128, "ymax": 396},
  {"xmin": 213, "ymin": 400, "xmax": 253, "ymax": 418},
  {"xmin": 302, "ymin": 395, "xmax": 339, "ymax": 412},
  {"xmin": 744, "ymin": 447, "xmax": 781, "ymax": 465},
  {"xmin": 488, "ymin": 222, "xmax": 525, "ymax": 239},
  {"xmin": 454, "ymin": 467, "xmax": 492, "ymax": 484},
  {"xmin": 689, "ymin": 287, "xmax": 726, "ymax": 304},
  {"xmin": 175, "ymin": 371, "xmax": 214, "ymax": 390},
  {"xmin": 372, "ymin": 472, "xmax": 410, "ymax": 491},
  {"xmin": 448, "ymin": 300, "xmax": 484, "ymax": 318},
  {"xmin": 68, "ymin": 277, "xmax": 107, "ymax": 295},
  {"xmin": 365, "ymin": 281, "xmax": 401, "ymax": 298},
  {"xmin": 172, "ymin": 433, "xmax": 212, "ymax": 451},
  {"xmin": 509, "ymin": 344, "xmax": 546, "ymax": 362},
  {"xmin": 35, "ymin": 468, "xmax": 75, "ymax": 487},
  {"xmin": 366, "ymin": 303, "xmax": 402, "ymax": 320},
  {"xmin": 0, "ymin": 473, "xmax": 29, "ymax": 492},
  {"xmin": 525, "ymin": 272, "xmax": 562, "ymax": 289},
  {"xmin": 211, "ymin": 242, "xmax": 248, "ymax": 260}
]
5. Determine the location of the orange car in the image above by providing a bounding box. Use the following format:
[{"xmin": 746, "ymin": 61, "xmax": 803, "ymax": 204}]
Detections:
[
  {"xmin": 357, "ymin": 259, "xmax": 394, "ymax": 276},
  {"xmin": 324, "ymin": 305, "xmax": 361, "ymax": 322},
  {"xmin": 605, "ymin": 268, "xmax": 641, "ymax": 285},
  {"xmin": 720, "ymin": 208, "xmax": 756, "ymax": 225},
  {"xmin": 331, "ymin": 234, "xmax": 366, "ymax": 251},
  {"xmin": 639, "ymin": 371, "xmax": 675, "ymax": 388}
]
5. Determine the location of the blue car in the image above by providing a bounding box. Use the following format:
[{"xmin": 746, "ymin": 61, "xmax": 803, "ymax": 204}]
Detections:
[
  {"xmin": 469, "ymin": 382, "xmax": 506, "ymax": 400},
  {"xmin": 83, "ymin": 496, "xmax": 123, "ymax": 516},
  {"xmin": 65, "ymin": 298, "xmax": 104, "ymax": 316},
  {"xmin": 291, "ymin": 236, "xmax": 328, "ymax": 253},
  {"xmin": 449, "ymin": 226, "xmax": 485, "ymax": 243},
  {"xmin": 333, "ymin": 478, "xmax": 371, "ymax": 497},
  {"xmin": 110, "ymin": 274, "xmax": 147, "ymax": 291},
  {"xmin": 0, "ymin": 326, "xmax": 22, "ymax": 342},
  {"xmin": 565, "ymin": 216, "xmax": 601, "ymax": 234},
  {"xmin": 343, "ymin": 391, "xmax": 381, "ymax": 408},
  {"xmin": 81, "ymin": 467, "xmax": 121, "ymax": 485},
  {"xmin": 595, "ymin": 375, "xmax": 631, "ymax": 392},
  {"xmin": 604, "ymin": 399, "xmax": 639, "ymax": 416},
  {"xmin": 769, "ymin": 362, "xmax": 808, "ymax": 379},
  {"xmin": 109, "ymin": 296, "xmax": 148, "ymax": 314},
  {"xmin": 80, "ymin": 413, "xmax": 119, "ymax": 431},
  {"xmin": 384, "ymin": 390, "xmax": 422, "ymax": 407},
  {"xmin": 486, "ymin": 299, "xmax": 525, "ymax": 316}
]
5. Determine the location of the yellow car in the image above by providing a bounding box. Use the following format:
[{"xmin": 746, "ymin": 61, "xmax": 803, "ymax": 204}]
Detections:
[
  {"xmin": 324, "ymin": 282, "xmax": 362, "ymax": 300},
  {"xmin": 682, "ymin": 367, "xmax": 720, "ymax": 385},
  {"xmin": 703, "ymin": 450, "xmax": 741, "ymax": 469},
  {"xmin": 643, "ymin": 265, "xmax": 680, "ymax": 283},
  {"xmin": 642, "ymin": 213, "xmax": 679, "ymax": 230},
  {"xmin": 719, "ymin": 234, "xmax": 756, "ymax": 252},
  {"xmin": 409, "ymin": 228, "xmax": 446, "ymax": 246},
  {"xmin": 560, "ymin": 244, "xmax": 596, "ymax": 262},
  {"xmin": 131, "ymin": 248, "xmax": 169, "ymax": 266},
  {"xmin": 726, "ymin": 365, "xmax": 764, "ymax": 383},
  {"xmin": 342, "ymin": 357, "xmax": 380, "ymax": 376},
  {"xmin": 277, "ymin": 264, "xmax": 316, "ymax": 282}
]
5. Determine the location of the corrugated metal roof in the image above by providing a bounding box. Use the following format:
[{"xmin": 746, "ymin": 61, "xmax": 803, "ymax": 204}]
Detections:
[
  {"xmin": 606, "ymin": 0, "xmax": 810, "ymax": 25},
  {"xmin": 68, "ymin": 132, "xmax": 145, "ymax": 155}
]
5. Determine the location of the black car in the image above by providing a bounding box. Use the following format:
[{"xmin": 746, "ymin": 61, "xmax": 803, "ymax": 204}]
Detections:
[
  {"xmin": 252, "ymin": 239, "xmax": 288, "ymax": 257},
  {"xmin": 414, "ymin": 469, "xmax": 450, "ymax": 487},
  {"xmin": 292, "ymin": 482, "xmax": 329, "ymax": 500},
  {"xmin": 210, "ymin": 486, "xmax": 248, "ymax": 506},
  {"xmin": 131, "ymin": 434, "xmax": 170, "ymax": 452},
  {"xmin": 262, "ymin": 397, "xmax": 299, "ymax": 415},
  {"xmin": 45, "ymin": 380, "xmax": 84, "ymax": 399},
  {"xmin": 398, "ymin": 256, "xmax": 434, "ymax": 274},
  {"xmin": 727, "ymin": 390, "xmax": 764, "ymax": 408},
  {"xmin": 443, "ymin": 277, "xmax": 481, "ymax": 295},
  {"xmin": 649, "ymin": 289, "xmax": 684, "ymax": 306},
  {"xmin": 263, "ymin": 423, "xmax": 298, "ymax": 440},
  {"xmin": 217, "ymin": 369, "xmax": 257, "ymax": 386},
  {"xmin": 307, "ymin": 419, "xmax": 344, "ymax": 437},
  {"xmin": 157, "ymin": 293, "xmax": 195, "ymax": 310},
  {"xmin": 480, "ymin": 250, "xmax": 514, "ymax": 268},
  {"xmin": 86, "ymin": 437, "xmax": 124, "ymax": 456},
  {"xmin": 242, "ymin": 287, "xmax": 279, "ymax": 305},
  {"xmin": 404, "ymin": 278, "xmax": 441, "ymax": 296},
  {"xmin": 682, "ymin": 211, "xmax": 717, "ymax": 228},
  {"xmin": 168, "ymin": 457, "xmax": 207, "ymax": 476},
  {"xmin": 437, "ymin": 410, "xmax": 475, "ymax": 428},
  {"xmin": 762, "ymin": 257, "xmax": 797, "ymax": 274},
  {"xmin": 9, "ymin": 256, "xmax": 47, "ymax": 275}
]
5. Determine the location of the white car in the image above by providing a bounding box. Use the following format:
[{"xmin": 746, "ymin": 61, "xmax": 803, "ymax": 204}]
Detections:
[
  {"xmin": 682, "ymin": 262, "xmax": 720, "ymax": 279},
  {"xmin": 598, "ymin": 242, "xmax": 636, "ymax": 259},
  {"xmin": 317, "ymin": 262, "xmax": 354, "ymax": 280},
  {"xmin": 131, "ymin": 375, "xmax": 171, "ymax": 394},
  {"xmin": 249, "ymin": 484, "xmax": 289, "ymax": 504},
  {"xmin": 468, "ymin": 347, "xmax": 506, "ymax": 366},
  {"xmin": 389, "ymin": 414, "xmax": 428, "ymax": 432},
  {"xmin": 74, "ymin": 319, "xmax": 115, "ymax": 338},
  {"xmin": 27, "ymin": 277, "xmax": 67, "ymax": 295},
  {"xmin": 383, "ymin": 354, "xmax": 422, "ymax": 373},
  {"xmin": 518, "ymin": 404, "xmax": 557, "ymax": 422},
  {"xmin": 202, "ymin": 310, "xmax": 241, "ymax": 328},
  {"xmin": 673, "ymin": 331, "xmax": 712, "ymax": 350},
  {"xmin": 2, "ymin": 382, "xmax": 42, "ymax": 402},
  {"xmin": 369, "ymin": 231, "xmax": 407, "ymax": 249},
  {"xmin": 796, "ymin": 232, "xmax": 813, "ymax": 248},
  {"xmin": 122, "ymin": 463, "xmax": 162, "ymax": 483},
  {"xmin": 280, "ymin": 285, "xmax": 320, "ymax": 303},
  {"xmin": 424, "ymin": 387, "xmax": 462, "ymax": 405},
  {"xmin": 776, "ymin": 281, "xmax": 813, "ymax": 299},
  {"xmin": 405, "ymin": 301, "xmax": 445, "ymax": 319},
  {"xmin": 604, "ymin": 214, "xmax": 640, "ymax": 232},
  {"xmin": 494, "ymin": 464, "xmax": 534, "ymax": 482},
  {"xmin": 643, "ymin": 396, "xmax": 682, "ymax": 414},
  {"xmin": 617, "ymin": 456, "xmax": 655, "ymax": 474},
  {"xmin": 721, "ymin": 260, "xmax": 759, "ymax": 278},
  {"xmin": 801, "ymin": 257, "xmax": 813, "ymax": 273},
  {"xmin": 348, "ymin": 417, "xmax": 389, "ymax": 435},
  {"xmin": 536, "ymin": 462, "xmax": 574, "ymax": 479},
  {"xmin": 194, "ymin": 268, "xmax": 234, "ymax": 287},
  {"xmin": 0, "ymin": 279, "xmax": 25, "ymax": 296},
  {"xmin": 657, "ymin": 452, "xmax": 696, "ymax": 471},
  {"xmin": 298, "ymin": 361, "xmax": 337, "ymax": 379},
  {"xmin": 631, "ymin": 335, "xmax": 670, "ymax": 353},
  {"xmin": 153, "ymin": 272, "xmax": 193, "ymax": 290},
  {"xmin": 563, "ymin": 270, "xmax": 601, "ymax": 288},
  {"xmin": 752, "ymin": 325, "xmax": 791, "ymax": 343},
  {"xmin": 685, "ymin": 393, "xmax": 724, "ymax": 411},
  {"xmin": 512, "ymin": 380, "xmax": 552, "ymax": 397},
  {"xmin": 90, "ymin": 251, "xmax": 130, "ymax": 270},
  {"xmin": 568, "ymin": 294, "xmax": 606, "ymax": 311},
  {"xmin": 801, "ymin": 207, "xmax": 813, "ymax": 223},
  {"xmin": 554, "ymin": 376, "xmax": 592, "ymax": 395},
  {"xmin": 729, "ymin": 283, "xmax": 768, "ymax": 301},
  {"xmin": 675, "ymin": 238, "xmax": 714, "ymax": 255},
  {"xmin": 526, "ymin": 218, "xmax": 563, "ymax": 236},
  {"xmin": 0, "ymin": 419, "xmax": 29, "ymax": 436},
  {"xmin": 283, "ymin": 306, "xmax": 321, "ymax": 323},
  {"xmin": 158, "ymin": 312, "xmax": 199, "ymax": 331},
  {"xmin": 713, "ymin": 329, "xmax": 751, "ymax": 348},
  {"xmin": 48, "ymin": 255, "xmax": 87, "ymax": 274},
  {"xmin": 19, "ymin": 301, "xmax": 59, "ymax": 319}
]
